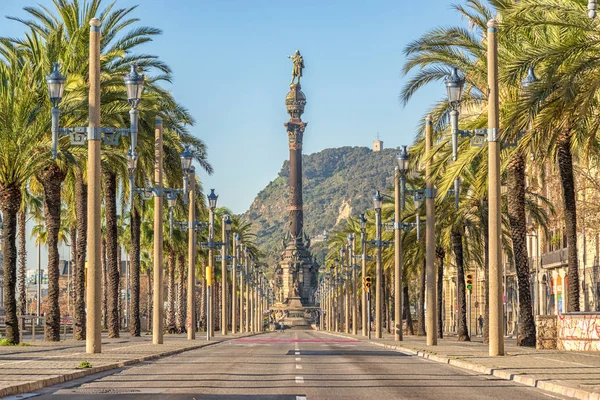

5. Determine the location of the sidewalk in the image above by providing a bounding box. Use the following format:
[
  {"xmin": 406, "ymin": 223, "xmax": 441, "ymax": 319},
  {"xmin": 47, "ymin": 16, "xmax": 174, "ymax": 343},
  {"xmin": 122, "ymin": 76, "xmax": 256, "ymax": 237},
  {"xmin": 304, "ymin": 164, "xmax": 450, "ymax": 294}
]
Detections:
[
  {"xmin": 322, "ymin": 330, "xmax": 600, "ymax": 400},
  {"xmin": 0, "ymin": 331, "xmax": 255, "ymax": 398}
]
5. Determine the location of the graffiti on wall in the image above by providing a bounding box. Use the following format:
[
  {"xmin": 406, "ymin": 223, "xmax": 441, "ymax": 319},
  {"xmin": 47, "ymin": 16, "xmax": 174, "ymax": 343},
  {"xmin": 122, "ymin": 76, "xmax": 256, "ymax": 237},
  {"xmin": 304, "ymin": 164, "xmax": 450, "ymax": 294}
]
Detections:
[{"xmin": 557, "ymin": 313, "xmax": 600, "ymax": 351}]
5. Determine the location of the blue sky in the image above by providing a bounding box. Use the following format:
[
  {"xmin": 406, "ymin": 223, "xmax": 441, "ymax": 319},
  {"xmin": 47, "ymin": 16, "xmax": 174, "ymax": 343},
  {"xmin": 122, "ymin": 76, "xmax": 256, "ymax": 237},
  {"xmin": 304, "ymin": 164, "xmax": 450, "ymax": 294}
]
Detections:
[{"xmin": 0, "ymin": 0, "xmax": 465, "ymax": 268}]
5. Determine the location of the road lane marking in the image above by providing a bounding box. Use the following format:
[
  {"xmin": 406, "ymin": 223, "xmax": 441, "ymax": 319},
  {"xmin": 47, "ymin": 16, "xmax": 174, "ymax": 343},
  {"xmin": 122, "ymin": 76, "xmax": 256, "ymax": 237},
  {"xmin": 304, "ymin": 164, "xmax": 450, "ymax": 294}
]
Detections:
[
  {"xmin": 296, "ymin": 397, "xmax": 307, "ymax": 400},
  {"xmin": 295, "ymin": 376, "xmax": 304, "ymax": 384},
  {"xmin": 295, "ymin": 351, "xmax": 300, "ymax": 355},
  {"xmin": 296, "ymin": 364, "xmax": 303, "ymax": 369},
  {"xmin": 296, "ymin": 357, "xmax": 301, "ymax": 361}
]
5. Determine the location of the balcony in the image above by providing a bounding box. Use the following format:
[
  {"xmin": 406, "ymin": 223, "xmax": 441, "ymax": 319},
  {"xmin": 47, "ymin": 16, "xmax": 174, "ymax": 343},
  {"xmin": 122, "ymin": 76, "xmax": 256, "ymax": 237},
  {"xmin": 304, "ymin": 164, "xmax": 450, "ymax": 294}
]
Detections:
[{"xmin": 541, "ymin": 248, "xmax": 568, "ymax": 267}]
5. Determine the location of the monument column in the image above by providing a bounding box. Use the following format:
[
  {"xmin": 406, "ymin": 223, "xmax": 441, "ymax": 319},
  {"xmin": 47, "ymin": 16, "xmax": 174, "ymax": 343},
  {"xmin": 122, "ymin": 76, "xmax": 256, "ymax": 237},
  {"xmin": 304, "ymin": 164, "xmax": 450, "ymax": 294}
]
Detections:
[{"xmin": 284, "ymin": 88, "xmax": 307, "ymax": 241}]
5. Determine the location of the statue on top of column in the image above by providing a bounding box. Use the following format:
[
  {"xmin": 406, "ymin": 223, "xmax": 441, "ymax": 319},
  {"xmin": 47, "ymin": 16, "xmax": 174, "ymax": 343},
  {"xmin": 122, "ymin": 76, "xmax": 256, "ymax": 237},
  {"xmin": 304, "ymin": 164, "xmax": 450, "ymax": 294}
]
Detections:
[{"xmin": 287, "ymin": 50, "xmax": 304, "ymax": 85}]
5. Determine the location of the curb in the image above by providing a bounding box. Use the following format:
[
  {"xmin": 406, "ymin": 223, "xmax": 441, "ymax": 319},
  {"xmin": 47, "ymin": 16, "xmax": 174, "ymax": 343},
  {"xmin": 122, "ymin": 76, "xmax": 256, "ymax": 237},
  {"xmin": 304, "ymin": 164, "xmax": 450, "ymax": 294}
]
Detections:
[
  {"xmin": 0, "ymin": 333, "xmax": 261, "ymax": 399},
  {"xmin": 319, "ymin": 331, "xmax": 600, "ymax": 400}
]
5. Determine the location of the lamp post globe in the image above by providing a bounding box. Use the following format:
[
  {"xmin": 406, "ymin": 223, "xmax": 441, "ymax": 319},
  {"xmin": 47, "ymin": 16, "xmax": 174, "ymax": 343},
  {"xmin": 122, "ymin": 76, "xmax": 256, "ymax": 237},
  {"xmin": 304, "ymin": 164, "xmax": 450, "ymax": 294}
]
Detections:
[
  {"xmin": 396, "ymin": 145, "xmax": 409, "ymax": 172},
  {"xmin": 445, "ymin": 67, "xmax": 465, "ymax": 107},
  {"xmin": 521, "ymin": 66, "xmax": 539, "ymax": 89},
  {"xmin": 413, "ymin": 194, "xmax": 423, "ymax": 210},
  {"xmin": 180, "ymin": 147, "xmax": 193, "ymax": 172},
  {"xmin": 359, "ymin": 213, "xmax": 367, "ymax": 231},
  {"xmin": 589, "ymin": 0, "xmax": 597, "ymax": 18},
  {"xmin": 373, "ymin": 190, "xmax": 383, "ymax": 210},
  {"xmin": 224, "ymin": 215, "xmax": 232, "ymax": 232},
  {"xmin": 208, "ymin": 189, "xmax": 218, "ymax": 210},
  {"xmin": 127, "ymin": 150, "xmax": 138, "ymax": 173},
  {"xmin": 46, "ymin": 62, "xmax": 66, "ymax": 107},
  {"xmin": 124, "ymin": 63, "xmax": 145, "ymax": 108}
]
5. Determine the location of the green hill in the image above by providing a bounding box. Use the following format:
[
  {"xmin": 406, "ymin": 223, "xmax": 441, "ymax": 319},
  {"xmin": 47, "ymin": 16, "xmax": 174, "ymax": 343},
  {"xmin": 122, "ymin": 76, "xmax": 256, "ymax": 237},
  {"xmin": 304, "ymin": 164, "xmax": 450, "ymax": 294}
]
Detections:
[{"xmin": 243, "ymin": 146, "xmax": 398, "ymax": 266}]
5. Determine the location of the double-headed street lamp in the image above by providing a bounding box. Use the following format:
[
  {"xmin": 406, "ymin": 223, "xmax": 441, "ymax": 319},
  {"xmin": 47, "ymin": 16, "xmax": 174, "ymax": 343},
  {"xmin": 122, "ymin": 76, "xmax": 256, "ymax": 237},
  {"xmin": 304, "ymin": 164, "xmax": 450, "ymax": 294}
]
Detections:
[
  {"xmin": 396, "ymin": 145, "xmax": 436, "ymax": 344},
  {"xmin": 367, "ymin": 190, "xmax": 394, "ymax": 339},
  {"xmin": 444, "ymin": 19, "xmax": 502, "ymax": 356},
  {"xmin": 47, "ymin": 20, "xmax": 145, "ymax": 353}
]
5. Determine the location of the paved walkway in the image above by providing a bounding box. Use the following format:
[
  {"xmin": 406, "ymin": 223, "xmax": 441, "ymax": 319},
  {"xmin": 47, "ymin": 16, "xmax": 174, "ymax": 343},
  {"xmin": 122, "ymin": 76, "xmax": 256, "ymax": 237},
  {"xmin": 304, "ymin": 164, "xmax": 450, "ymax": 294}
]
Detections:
[
  {"xmin": 0, "ymin": 331, "xmax": 256, "ymax": 398},
  {"xmin": 320, "ymin": 330, "xmax": 600, "ymax": 400}
]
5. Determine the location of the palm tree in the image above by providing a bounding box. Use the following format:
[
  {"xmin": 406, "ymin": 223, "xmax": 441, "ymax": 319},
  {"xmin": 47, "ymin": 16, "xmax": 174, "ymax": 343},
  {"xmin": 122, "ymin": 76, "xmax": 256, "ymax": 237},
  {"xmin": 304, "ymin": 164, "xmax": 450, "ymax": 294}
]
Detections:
[
  {"xmin": 18, "ymin": 190, "xmax": 43, "ymax": 316},
  {"xmin": 500, "ymin": 0, "xmax": 599, "ymax": 313},
  {"xmin": 0, "ymin": 48, "xmax": 49, "ymax": 344},
  {"xmin": 398, "ymin": 0, "xmax": 557, "ymax": 344}
]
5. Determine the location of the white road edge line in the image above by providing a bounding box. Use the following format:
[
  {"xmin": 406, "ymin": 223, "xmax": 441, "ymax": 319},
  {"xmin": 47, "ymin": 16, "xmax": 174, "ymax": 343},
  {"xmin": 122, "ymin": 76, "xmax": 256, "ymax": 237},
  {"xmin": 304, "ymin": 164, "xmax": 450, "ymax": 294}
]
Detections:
[{"xmin": 295, "ymin": 376, "xmax": 304, "ymax": 384}]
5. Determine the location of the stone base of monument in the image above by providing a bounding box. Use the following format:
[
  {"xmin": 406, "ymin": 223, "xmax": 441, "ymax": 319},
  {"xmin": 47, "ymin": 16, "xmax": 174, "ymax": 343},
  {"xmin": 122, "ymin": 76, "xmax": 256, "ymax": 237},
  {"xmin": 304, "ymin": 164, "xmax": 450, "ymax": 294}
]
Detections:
[{"xmin": 272, "ymin": 300, "xmax": 319, "ymax": 329}]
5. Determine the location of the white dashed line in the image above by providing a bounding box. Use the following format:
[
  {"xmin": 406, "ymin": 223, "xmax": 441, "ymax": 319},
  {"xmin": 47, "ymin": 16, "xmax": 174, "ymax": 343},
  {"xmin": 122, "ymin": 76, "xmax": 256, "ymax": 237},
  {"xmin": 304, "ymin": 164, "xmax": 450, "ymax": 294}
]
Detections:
[
  {"xmin": 295, "ymin": 351, "xmax": 300, "ymax": 355},
  {"xmin": 295, "ymin": 376, "xmax": 304, "ymax": 384},
  {"xmin": 296, "ymin": 396, "xmax": 307, "ymax": 400},
  {"xmin": 296, "ymin": 364, "xmax": 303, "ymax": 369},
  {"xmin": 296, "ymin": 357, "xmax": 301, "ymax": 361}
]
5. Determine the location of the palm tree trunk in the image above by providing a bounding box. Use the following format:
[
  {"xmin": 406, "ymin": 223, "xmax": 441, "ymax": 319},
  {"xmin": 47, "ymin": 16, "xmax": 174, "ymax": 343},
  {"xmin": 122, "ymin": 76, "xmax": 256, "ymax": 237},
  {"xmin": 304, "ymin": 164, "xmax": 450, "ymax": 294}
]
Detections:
[
  {"xmin": 18, "ymin": 207, "xmax": 27, "ymax": 316},
  {"xmin": 417, "ymin": 260, "xmax": 426, "ymax": 336},
  {"xmin": 74, "ymin": 167, "xmax": 87, "ymax": 340},
  {"xmin": 176, "ymin": 254, "xmax": 186, "ymax": 333},
  {"xmin": 436, "ymin": 247, "xmax": 445, "ymax": 339},
  {"xmin": 507, "ymin": 152, "xmax": 536, "ymax": 346},
  {"xmin": 402, "ymin": 268, "xmax": 413, "ymax": 335},
  {"xmin": 129, "ymin": 205, "xmax": 141, "ymax": 336},
  {"xmin": 167, "ymin": 247, "xmax": 176, "ymax": 333},
  {"xmin": 70, "ymin": 227, "xmax": 77, "ymax": 318},
  {"xmin": 557, "ymin": 128, "xmax": 580, "ymax": 312},
  {"xmin": 104, "ymin": 171, "xmax": 120, "ymax": 338},
  {"xmin": 452, "ymin": 227, "xmax": 470, "ymax": 341},
  {"xmin": 37, "ymin": 164, "xmax": 66, "ymax": 342},
  {"xmin": 385, "ymin": 271, "xmax": 391, "ymax": 334},
  {"xmin": 117, "ymin": 245, "xmax": 122, "ymax": 329},
  {"xmin": 0, "ymin": 184, "xmax": 22, "ymax": 343},
  {"xmin": 102, "ymin": 236, "xmax": 108, "ymax": 329},
  {"xmin": 200, "ymin": 272, "xmax": 207, "ymax": 331}
]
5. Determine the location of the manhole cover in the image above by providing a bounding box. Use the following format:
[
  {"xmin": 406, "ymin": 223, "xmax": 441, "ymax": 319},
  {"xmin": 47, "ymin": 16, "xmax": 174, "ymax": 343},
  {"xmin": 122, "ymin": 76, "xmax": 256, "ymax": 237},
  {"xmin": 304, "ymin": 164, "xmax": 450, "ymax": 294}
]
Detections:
[{"xmin": 73, "ymin": 388, "xmax": 140, "ymax": 394}]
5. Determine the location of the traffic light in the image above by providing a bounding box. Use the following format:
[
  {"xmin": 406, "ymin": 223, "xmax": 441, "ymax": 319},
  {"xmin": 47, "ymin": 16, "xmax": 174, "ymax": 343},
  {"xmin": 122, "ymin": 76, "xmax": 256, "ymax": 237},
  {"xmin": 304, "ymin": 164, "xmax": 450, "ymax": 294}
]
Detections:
[
  {"xmin": 466, "ymin": 274, "xmax": 473, "ymax": 291},
  {"xmin": 364, "ymin": 276, "xmax": 372, "ymax": 290}
]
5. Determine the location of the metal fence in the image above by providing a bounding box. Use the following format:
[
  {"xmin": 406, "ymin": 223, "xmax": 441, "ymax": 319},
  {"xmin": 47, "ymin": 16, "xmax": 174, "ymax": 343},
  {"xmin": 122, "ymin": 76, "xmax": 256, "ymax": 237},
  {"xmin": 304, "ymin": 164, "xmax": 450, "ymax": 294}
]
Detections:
[{"xmin": 0, "ymin": 315, "xmax": 73, "ymax": 342}]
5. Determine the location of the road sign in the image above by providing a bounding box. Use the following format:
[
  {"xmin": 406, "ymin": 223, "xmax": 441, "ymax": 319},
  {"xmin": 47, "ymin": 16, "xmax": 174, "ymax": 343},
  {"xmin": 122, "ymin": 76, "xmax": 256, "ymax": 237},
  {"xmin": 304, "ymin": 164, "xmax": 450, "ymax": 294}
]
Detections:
[{"xmin": 474, "ymin": 301, "xmax": 479, "ymax": 308}]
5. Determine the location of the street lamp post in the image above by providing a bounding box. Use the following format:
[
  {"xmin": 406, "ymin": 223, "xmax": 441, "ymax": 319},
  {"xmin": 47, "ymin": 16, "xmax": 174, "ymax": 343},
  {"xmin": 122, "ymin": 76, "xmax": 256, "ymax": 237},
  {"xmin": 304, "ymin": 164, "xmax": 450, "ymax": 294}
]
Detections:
[
  {"xmin": 207, "ymin": 189, "xmax": 218, "ymax": 339},
  {"xmin": 396, "ymin": 146, "xmax": 435, "ymax": 342},
  {"xmin": 374, "ymin": 190, "xmax": 383, "ymax": 339},
  {"xmin": 244, "ymin": 249, "xmax": 250, "ymax": 333},
  {"xmin": 232, "ymin": 233, "xmax": 239, "ymax": 334},
  {"xmin": 394, "ymin": 165, "xmax": 404, "ymax": 342},
  {"xmin": 360, "ymin": 214, "xmax": 368, "ymax": 336},
  {"xmin": 444, "ymin": 19, "xmax": 503, "ymax": 356},
  {"xmin": 221, "ymin": 215, "xmax": 232, "ymax": 335},
  {"xmin": 342, "ymin": 246, "xmax": 349, "ymax": 334},
  {"xmin": 349, "ymin": 234, "xmax": 357, "ymax": 335},
  {"xmin": 180, "ymin": 147, "xmax": 196, "ymax": 340},
  {"xmin": 47, "ymin": 20, "xmax": 145, "ymax": 353}
]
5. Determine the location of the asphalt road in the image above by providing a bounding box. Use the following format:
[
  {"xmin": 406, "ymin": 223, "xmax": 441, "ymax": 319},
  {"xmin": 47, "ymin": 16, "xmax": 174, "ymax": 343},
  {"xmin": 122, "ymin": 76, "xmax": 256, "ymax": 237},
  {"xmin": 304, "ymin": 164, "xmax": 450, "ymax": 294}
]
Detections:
[{"xmin": 26, "ymin": 330, "xmax": 569, "ymax": 400}]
